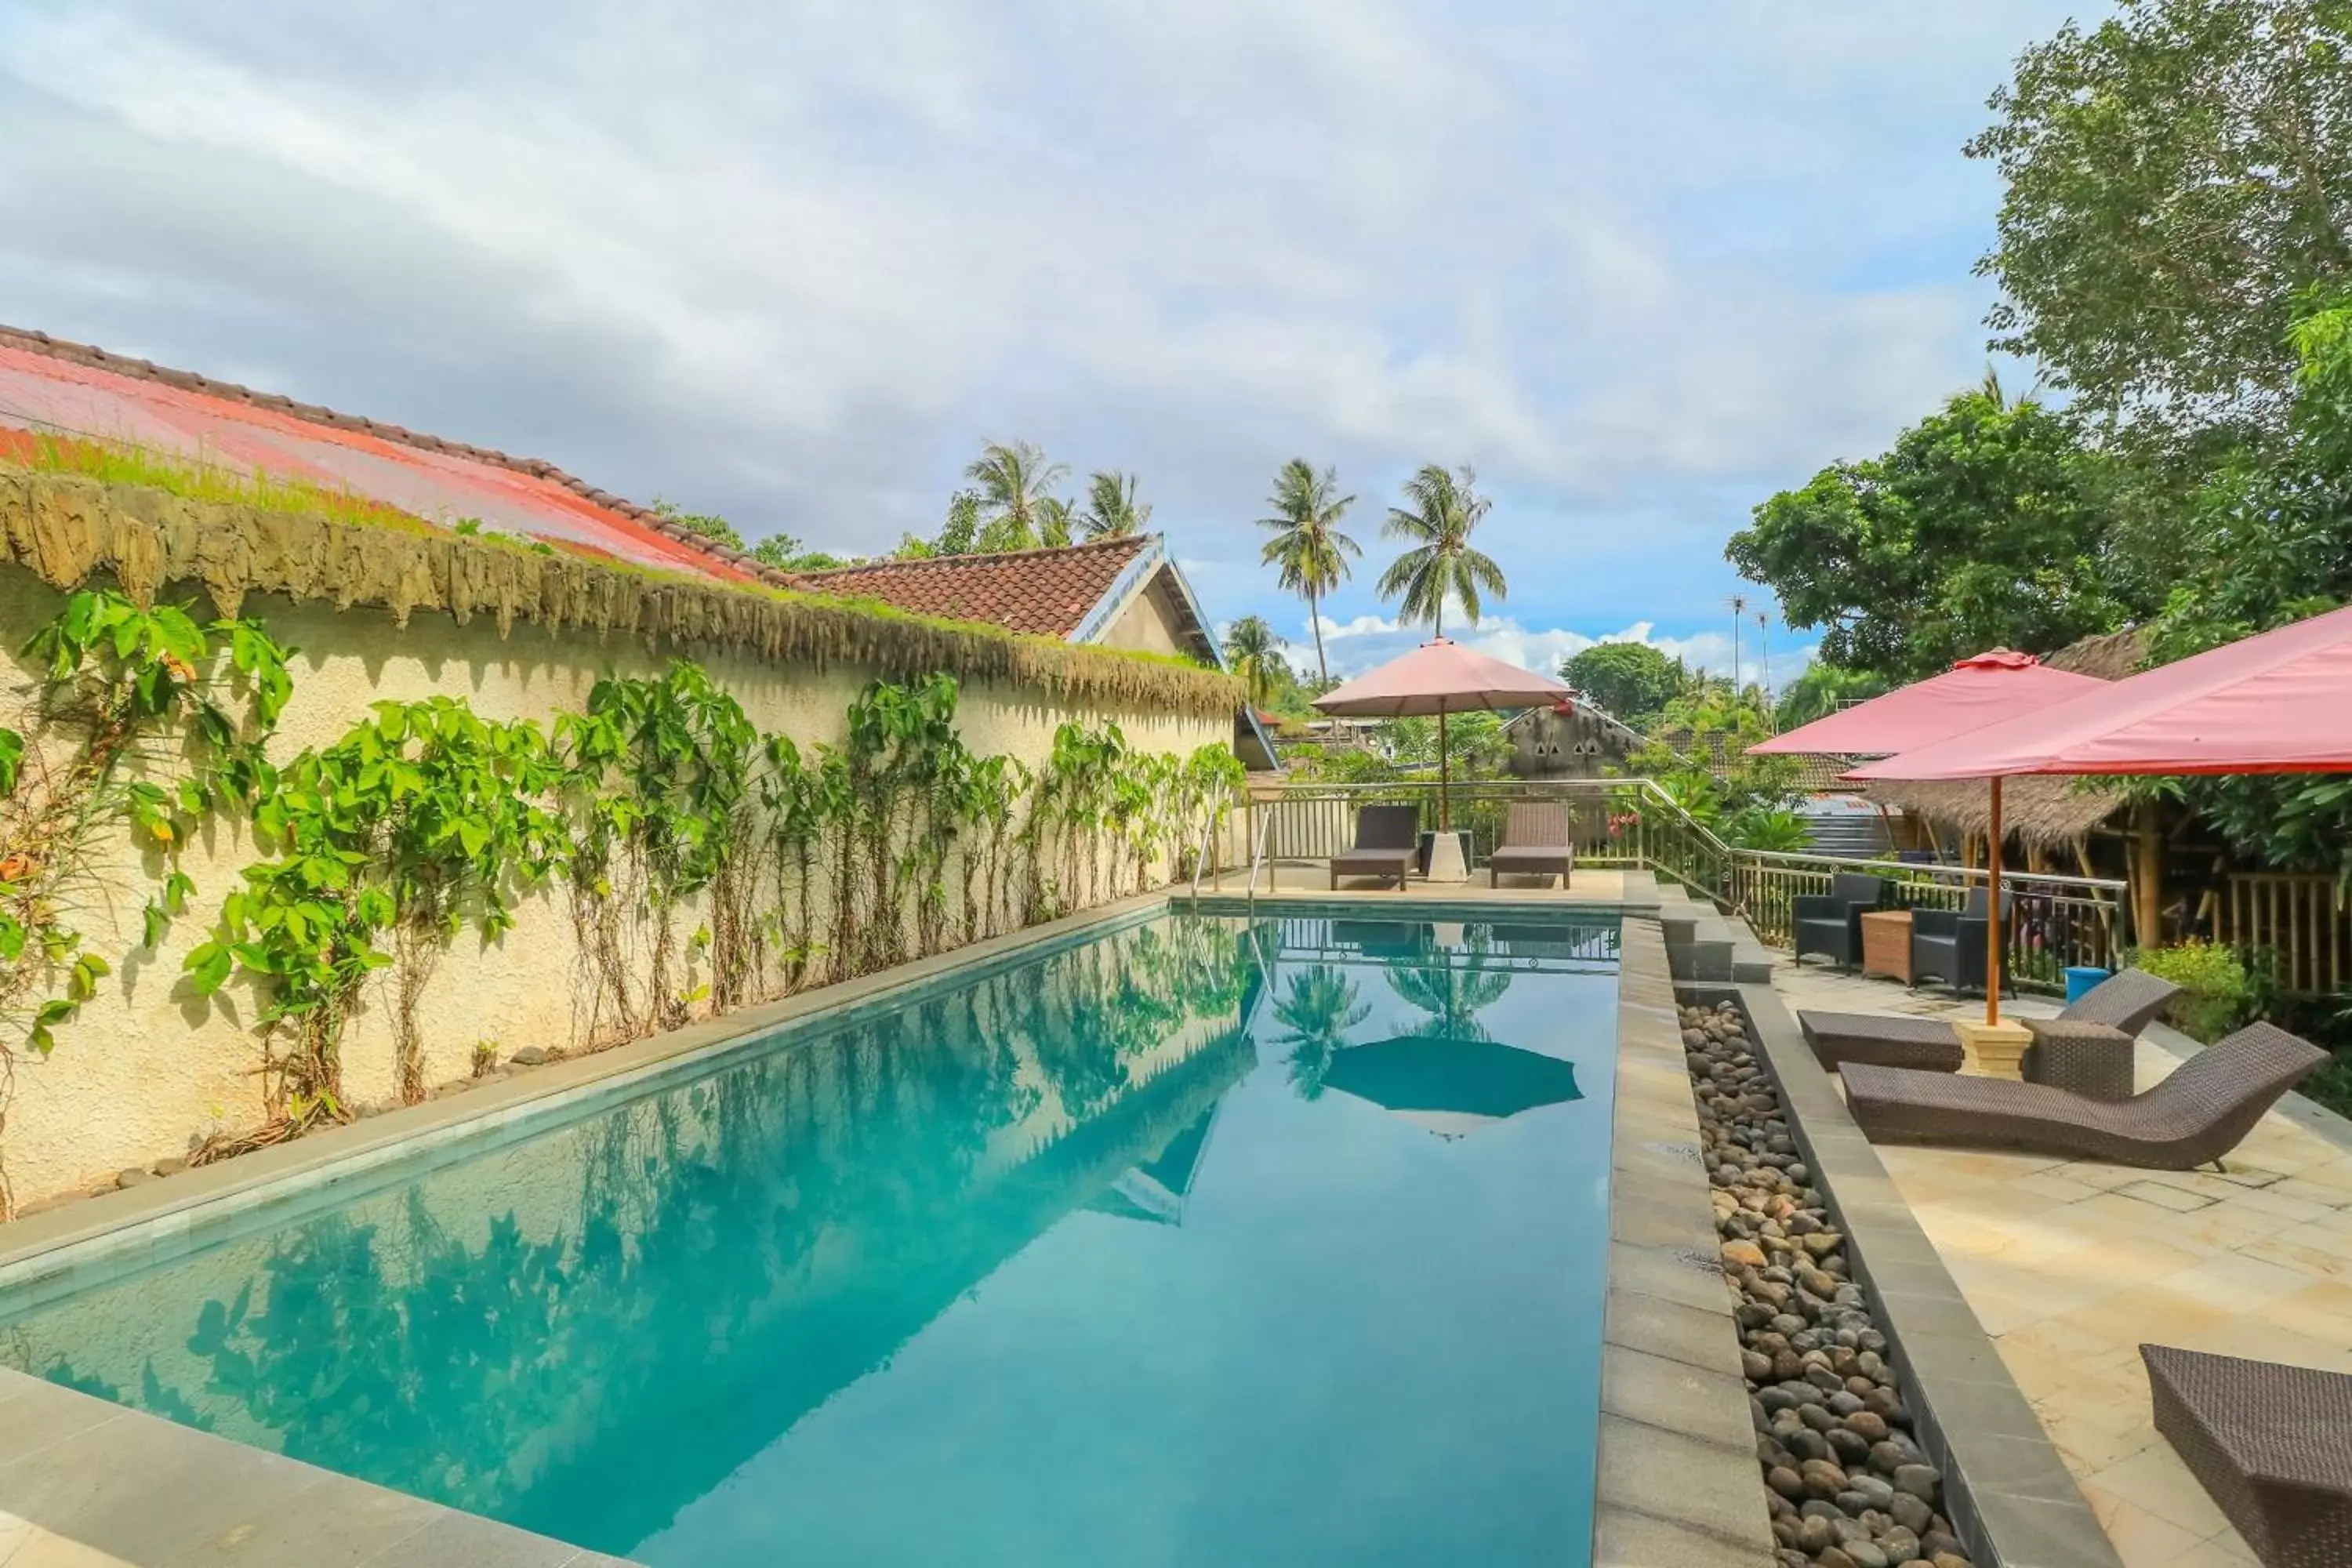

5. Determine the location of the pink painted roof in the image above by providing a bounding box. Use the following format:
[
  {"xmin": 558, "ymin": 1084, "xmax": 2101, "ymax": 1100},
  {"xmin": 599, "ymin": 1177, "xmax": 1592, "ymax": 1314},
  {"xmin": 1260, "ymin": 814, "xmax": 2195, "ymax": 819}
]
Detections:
[
  {"xmin": 0, "ymin": 325, "xmax": 765, "ymax": 584},
  {"xmin": 1749, "ymin": 649, "xmax": 2107, "ymax": 757},
  {"xmin": 1313, "ymin": 637, "xmax": 1573, "ymax": 717},
  {"xmin": 1849, "ymin": 604, "xmax": 2352, "ymax": 780}
]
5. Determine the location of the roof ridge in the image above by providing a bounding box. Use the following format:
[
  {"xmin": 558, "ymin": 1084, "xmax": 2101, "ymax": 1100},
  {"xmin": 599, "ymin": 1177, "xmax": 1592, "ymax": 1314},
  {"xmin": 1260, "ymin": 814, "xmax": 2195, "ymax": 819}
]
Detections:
[
  {"xmin": 797, "ymin": 533, "xmax": 1155, "ymax": 577},
  {"xmin": 0, "ymin": 322, "xmax": 789, "ymax": 588}
]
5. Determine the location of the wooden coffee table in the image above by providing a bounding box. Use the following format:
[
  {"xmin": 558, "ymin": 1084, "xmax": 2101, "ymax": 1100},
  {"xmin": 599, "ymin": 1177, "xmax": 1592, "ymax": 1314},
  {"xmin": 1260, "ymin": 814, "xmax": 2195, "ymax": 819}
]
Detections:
[{"xmin": 1859, "ymin": 909, "xmax": 1915, "ymax": 984}]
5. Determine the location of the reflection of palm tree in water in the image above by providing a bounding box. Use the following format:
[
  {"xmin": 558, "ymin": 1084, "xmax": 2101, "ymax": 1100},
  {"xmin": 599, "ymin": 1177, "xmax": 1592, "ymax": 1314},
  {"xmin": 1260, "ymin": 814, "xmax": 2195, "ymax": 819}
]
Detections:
[
  {"xmin": 1273, "ymin": 964, "xmax": 1370, "ymax": 1099},
  {"xmin": 1385, "ymin": 947, "xmax": 1513, "ymax": 1043}
]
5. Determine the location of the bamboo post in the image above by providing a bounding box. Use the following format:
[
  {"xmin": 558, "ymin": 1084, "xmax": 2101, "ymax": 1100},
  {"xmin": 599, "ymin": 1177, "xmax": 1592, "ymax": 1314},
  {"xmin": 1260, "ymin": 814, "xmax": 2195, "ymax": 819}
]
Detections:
[{"xmin": 2133, "ymin": 800, "xmax": 2163, "ymax": 954}]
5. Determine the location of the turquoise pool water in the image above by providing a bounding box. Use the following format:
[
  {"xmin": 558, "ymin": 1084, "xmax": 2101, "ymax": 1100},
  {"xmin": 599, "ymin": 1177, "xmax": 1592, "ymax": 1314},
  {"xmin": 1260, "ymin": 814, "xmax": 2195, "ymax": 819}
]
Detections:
[{"xmin": 0, "ymin": 911, "xmax": 1621, "ymax": 1566}]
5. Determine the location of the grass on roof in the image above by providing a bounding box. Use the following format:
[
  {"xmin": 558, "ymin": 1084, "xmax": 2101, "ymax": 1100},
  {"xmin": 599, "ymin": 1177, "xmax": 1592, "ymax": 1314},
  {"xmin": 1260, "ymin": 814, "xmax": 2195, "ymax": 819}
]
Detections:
[{"xmin": 0, "ymin": 430, "xmax": 446, "ymax": 539}]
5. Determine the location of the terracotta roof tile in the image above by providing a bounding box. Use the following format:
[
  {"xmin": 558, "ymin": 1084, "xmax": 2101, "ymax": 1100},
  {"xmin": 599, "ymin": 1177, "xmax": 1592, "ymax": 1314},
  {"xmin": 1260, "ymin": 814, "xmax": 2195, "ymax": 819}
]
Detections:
[
  {"xmin": 0, "ymin": 324, "xmax": 782, "ymax": 588},
  {"xmin": 794, "ymin": 536, "xmax": 1154, "ymax": 640}
]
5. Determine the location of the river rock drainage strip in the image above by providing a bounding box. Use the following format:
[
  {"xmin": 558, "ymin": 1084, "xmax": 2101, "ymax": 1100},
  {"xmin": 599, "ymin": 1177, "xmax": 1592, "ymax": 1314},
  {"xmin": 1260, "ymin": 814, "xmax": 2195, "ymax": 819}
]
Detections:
[{"xmin": 1679, "ymin": 997, "xmax": 1977, "ymax": 1568}]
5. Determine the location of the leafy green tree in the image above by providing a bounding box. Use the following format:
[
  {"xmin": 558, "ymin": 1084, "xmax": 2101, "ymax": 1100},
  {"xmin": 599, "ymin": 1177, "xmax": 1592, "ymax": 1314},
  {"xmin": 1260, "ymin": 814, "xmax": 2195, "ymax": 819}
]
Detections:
[
  {"xmin": 1728, "ymin": 387, "xmax": 2138, "ymax": 681},
  {"xmin": 1773, "ymin": 662, "xmax": 1890, "ymax": 731},
  {"xmin": 1377, "ymin": 464, "xmax": 1505, "ymax": 635},
  {"xmin": 1080, "ymin": 471, "xmax": 1151, "ymax": 539},
  {"xmin": 649, "ymin": 498, "xmax": 745, "ymax": 551},
  {"xmin": 1221, "ymin": 615, "xmax": 1287, "ymax": 709},
  {"xmin": 749, "ymin": 535, "xmax": 848, "ymax": 572},
  {"xmin": 1558, "ymin": 642, "xmax": 1692, "ymax": 729},
  {"xmin": 1257, "ymin": 459, "xmax": 1360, "ymax": 687},
  {"xmin": 1970, "ymin": 0, "xmax": 2352, "ymax": 437},
  {"xmin": 939, "ymin": 489, "xmax": 982, "ymax": 555},
  {"xmin": 966, "ymin": 441, "xmax": 1069, "ymax": 552},
  {"xmin": 2145, "ymin": 302, "xmax": 2352, "ymax": 877},
  {"xmin": 1036, "ymin": 496, "xmax": 1076, "ymax": 549}
]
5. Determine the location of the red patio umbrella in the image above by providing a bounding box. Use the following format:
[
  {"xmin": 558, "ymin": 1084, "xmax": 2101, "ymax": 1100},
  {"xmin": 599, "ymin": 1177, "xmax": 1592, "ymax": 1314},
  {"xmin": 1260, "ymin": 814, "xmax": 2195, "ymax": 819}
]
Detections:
[
  {"xmin": 1850, "ymin": 604, "xmax": 2352, "ymax": 1025},
  {"xmin": 1752, "ymin": 650, "xmax": 2111, "ymax": 1029},
  {"xmin": 1846, "ymin": 604, "xmax": 2352, "ymax": 780},
  {"xmin": 1313, "ymin": 638, "xmax": 1572, "ymax": 829},
  {"xmin": 1750, "ymin": 650, "xmax": 2107, "ymax": 757}
]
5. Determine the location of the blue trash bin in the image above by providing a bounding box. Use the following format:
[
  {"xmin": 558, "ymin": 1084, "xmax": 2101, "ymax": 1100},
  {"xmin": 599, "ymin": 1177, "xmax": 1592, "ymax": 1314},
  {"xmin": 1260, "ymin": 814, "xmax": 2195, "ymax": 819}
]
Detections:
[{"xmin": 2063, "ymin": 966, "xmax": 2111, "ymax": 1005}]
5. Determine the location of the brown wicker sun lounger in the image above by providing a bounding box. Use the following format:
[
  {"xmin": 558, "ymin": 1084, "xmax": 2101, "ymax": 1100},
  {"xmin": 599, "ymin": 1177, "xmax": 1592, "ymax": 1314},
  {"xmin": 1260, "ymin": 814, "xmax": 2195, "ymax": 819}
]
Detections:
[
  {"xmin": 1329, "ymin": 804, "xmax": 1419, "ymax": 890},
  {"xmin": 1799, "ymin": 1012, "xmax": 1967, "ymax": 1073},
  {"xmin": 1796, "ymin": 966, "xmax": 2185, "ymax": 1076},
  {"xmin": 1842, "ymin": 1021, "xmax": 2327, "ymax": 1170},
  {"xmin": 2142, "ymin": 1344, "xmax": 2352, "ymax": 1567},
  {"xmin": 1488, "ymin": 802, "xmax": 1573, "ymax": 888}
]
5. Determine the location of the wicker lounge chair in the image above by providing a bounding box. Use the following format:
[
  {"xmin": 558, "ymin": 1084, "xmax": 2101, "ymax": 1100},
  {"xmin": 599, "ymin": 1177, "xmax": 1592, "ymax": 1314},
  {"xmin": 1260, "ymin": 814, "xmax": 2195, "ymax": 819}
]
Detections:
[
  {"xmin": 1488, "ymin": 802, "xmax": 1573, "ymax": 888},
  {"xmin": 1842, "ymin": 1021, "xmax": 2326, "ymax": 1169},
  {"xmin": 2142, "ymin": 1344, "xmax": 2352, "ymax": 1567},
  {"xmin": 1798, "ymin": 966, "xmax": 2184, "ymax": 1076},
  {"xmin": 1799, "ymin": 1013, "xmax": 1968, "ymax": 1074},
  {"xmin": 1329, "ymin": 804, "xmax": 1419, "ymax": 890},
  {"xmin": 1791, "ymin": 873, "xmax": 1886, "ymax": 971}
]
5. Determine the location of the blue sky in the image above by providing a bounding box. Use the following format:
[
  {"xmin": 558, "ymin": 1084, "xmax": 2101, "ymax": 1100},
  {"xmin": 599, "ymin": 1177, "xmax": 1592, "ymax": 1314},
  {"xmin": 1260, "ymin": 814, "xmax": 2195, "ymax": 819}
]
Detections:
[{"xmin": 0, "ymin": 1, "xmax": 2099, "ymax": 684}]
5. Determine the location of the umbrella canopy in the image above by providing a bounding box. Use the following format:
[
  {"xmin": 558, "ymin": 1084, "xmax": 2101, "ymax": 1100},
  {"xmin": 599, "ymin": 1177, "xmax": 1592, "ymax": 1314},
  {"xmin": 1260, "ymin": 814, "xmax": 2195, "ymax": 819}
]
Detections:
[
  {"xmin": 1319, "ymin": 1035, "xmax": 1581, "ymax": 1139},
  {"xmin": 1751, "ymin": 650, "xmax": 2107, "ymax": 757},
  {"xmin": 1312, "ymin": 637, "xmax": 1571, "ymax": 718},
  {"xmin": 1847, "ymin": 604, "xmax": 2352, "ymax": 781},
  {"xmin": 1312, "ymin": 639, "xmax": 1571, "ymax": 832}
]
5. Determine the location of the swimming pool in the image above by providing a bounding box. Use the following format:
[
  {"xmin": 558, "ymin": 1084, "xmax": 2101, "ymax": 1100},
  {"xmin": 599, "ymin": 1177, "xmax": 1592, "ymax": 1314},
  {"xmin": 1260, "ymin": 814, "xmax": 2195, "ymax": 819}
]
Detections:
[{"xmin": 0, "ymin": 910, "xmax": 1621, "ymax": 1566}]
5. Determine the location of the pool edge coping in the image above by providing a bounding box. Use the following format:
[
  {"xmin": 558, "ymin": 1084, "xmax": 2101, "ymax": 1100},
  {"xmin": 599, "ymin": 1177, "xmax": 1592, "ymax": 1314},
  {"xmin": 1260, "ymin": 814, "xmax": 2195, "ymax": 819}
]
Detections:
[
  {"xmin": 0, "ymin": 888, "xmax": 1181, "ymax": 1290},
  {"xmin": 1593, "ymin": 916, "xmax": 1780, "ymax": 1568},
  {"xmin": 1688, "ymin": 963, "xmax": 2127, "ymax": 1568}
]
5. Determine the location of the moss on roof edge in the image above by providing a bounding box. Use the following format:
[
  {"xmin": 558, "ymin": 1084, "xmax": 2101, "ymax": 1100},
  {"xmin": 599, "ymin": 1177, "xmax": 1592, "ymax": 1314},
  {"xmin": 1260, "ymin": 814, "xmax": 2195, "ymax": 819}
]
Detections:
[{"xmin": 0, "ymin": 466, "xmax": 1240, "ymax": 721}]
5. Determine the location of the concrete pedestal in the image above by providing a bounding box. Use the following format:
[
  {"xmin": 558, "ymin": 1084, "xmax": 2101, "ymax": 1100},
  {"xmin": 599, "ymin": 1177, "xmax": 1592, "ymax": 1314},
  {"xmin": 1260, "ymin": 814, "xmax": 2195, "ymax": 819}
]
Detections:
[
  {"xmin": 1956, "ymin": 1018, "xmax": 2034, "ymax": 1080},
  {"xmin": 1424, "ymin": 830, "xmax": 1469, "ymax": 884}
]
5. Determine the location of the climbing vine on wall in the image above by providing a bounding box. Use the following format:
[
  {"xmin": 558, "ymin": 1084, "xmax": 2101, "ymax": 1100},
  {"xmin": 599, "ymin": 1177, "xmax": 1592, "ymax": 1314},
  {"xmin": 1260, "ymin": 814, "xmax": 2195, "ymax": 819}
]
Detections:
[
  {"xmin": 0, "ymin": 617, "xmax": 1240, "ymax": 1200},
  {"xmin": 0, "ymin": 589, "xmax": 290, "ymax": 1211}
]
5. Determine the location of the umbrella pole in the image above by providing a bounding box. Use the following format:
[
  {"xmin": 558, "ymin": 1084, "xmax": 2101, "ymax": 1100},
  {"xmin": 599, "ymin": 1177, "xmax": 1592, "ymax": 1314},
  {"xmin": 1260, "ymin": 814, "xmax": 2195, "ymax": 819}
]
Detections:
[
  {"xmin": 1987, "ymin": 775, "xmax": 2003, "ymax": 1027},
  {"xmin": 1438, "ymin": 703, "xmax": 1452, "ymax": 832}
]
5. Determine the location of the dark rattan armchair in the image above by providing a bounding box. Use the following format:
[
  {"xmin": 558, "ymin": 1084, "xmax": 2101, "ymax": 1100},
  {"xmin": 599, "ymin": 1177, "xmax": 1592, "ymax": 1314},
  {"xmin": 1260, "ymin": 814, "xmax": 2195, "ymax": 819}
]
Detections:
[
  {"xmin": 1791, "ymin": 873, "xmax": 1886, "ymax": 971},
  {"xmin": 1911, "ymin": 887, "xmax": 2012, "ymax": 996}
]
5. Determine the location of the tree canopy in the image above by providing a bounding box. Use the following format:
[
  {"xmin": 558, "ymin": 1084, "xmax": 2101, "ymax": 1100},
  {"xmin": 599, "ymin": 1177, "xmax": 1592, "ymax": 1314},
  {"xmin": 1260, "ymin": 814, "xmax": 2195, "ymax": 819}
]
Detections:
[
  {"xmin": 1969, "ymin": 0, "xmax": 2352, "ymax": 437},
  {"xmin": 1728, "ymin": 387, "xmax": 2143, "ymax": 682},
  {"xmin": 1557, "ymin": 642, "xmax": 1692, "ymax": 731}
]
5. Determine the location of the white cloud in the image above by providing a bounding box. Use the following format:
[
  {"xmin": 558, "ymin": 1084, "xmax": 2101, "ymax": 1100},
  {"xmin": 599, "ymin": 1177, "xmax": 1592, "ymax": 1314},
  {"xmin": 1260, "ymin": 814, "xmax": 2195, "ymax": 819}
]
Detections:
[
  {"xmin": 0, "ymin": 0, "xmax": 2092, "ymax": 631},
  {"xmin": 1308, "ymin": 610, "xmax": 1818, "ymax": 688}
]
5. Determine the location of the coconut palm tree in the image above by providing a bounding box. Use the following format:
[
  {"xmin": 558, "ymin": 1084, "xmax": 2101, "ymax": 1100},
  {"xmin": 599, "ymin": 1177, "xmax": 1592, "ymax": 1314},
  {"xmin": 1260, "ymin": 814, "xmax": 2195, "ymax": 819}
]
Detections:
[
  {"xmin": 1385, "ymin": 944, "xmax": 1513, "ymax": 1043},
  {"xmin": 1036, "ymin": 495, "xmax": 1077, "ymax": 548},
  {"xmin": 965, "ymin": 440, "xmax": 1069, "ymax": 551},
  {"xmin": 1080, "ymin": 471, "xmax": 1151, "ymax": 539},
  {"xmin": 1377, "ymin": 464, "xmax": 1505, "ymax": 636},
  {"xmin": 1221, "ymin": 615, "xmax": 1285, "ymax": 708},
  {"xmin": 1257, "ymin": 459, "xmax": 1359, "ymax": 688},
  {"xmin": 1272, "ymin": 965, "xmax": 1370, "ymax": 1100}
]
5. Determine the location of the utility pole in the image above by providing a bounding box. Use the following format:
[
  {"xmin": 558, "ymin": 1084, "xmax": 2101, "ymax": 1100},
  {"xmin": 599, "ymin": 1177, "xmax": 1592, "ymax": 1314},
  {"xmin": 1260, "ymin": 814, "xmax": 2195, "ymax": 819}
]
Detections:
[
  {"xmin": 1756, "ymin": 610, "xmax": 1773, "ymax": 724},
  {"xmin": 1726, "ymin": 593, "xmax": 1747, "ymax": 704}
]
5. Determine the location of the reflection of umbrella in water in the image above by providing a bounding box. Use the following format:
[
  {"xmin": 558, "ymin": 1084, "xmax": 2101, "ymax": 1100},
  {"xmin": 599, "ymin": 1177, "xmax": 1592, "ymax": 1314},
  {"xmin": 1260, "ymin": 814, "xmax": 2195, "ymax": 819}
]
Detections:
[{"xmin": 1320, "ymin": 1036, "xmax": 1581, "ymax": 1139}]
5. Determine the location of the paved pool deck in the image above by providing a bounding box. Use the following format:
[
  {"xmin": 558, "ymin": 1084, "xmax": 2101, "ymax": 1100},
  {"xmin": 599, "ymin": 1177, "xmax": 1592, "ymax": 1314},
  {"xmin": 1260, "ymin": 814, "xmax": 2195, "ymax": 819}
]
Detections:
[{"xmin": 1771, "ymin": 963, "xmax": 2352, "ymax": 1568}]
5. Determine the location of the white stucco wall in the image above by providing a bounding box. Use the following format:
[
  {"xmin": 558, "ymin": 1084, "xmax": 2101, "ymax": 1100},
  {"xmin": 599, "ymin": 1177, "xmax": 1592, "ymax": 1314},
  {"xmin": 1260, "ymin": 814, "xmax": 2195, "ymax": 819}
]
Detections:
[{"xmin": 0, "ymin": 572, "xmax": 1229, "ymax": 1209}]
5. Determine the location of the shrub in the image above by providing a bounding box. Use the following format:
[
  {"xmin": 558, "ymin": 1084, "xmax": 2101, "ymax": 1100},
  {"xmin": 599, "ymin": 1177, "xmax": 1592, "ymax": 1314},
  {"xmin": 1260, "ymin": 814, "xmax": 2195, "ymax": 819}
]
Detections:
[{"xmin": 2130, "ymin": 940, "xmax": 2253, "ymax": 1044}]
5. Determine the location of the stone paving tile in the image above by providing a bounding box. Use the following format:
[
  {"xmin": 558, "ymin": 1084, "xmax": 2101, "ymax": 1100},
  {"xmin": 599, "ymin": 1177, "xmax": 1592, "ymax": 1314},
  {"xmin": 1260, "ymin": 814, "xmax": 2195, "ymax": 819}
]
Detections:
[{"xmin": 1770, "ymin": 961, "xmax": 2352, "ymax": 1568}]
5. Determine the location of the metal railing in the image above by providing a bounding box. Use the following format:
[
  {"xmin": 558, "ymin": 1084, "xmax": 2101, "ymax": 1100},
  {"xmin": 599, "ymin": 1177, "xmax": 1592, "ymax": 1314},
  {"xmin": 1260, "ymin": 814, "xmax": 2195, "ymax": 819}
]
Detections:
[
  {"xmin": 1234, "ymin": 777, "xmax": 2134, "ymax": 993},
  {"xmin": 1726, "ymin": 849, "xmax": 2134, "ymax": 984}
]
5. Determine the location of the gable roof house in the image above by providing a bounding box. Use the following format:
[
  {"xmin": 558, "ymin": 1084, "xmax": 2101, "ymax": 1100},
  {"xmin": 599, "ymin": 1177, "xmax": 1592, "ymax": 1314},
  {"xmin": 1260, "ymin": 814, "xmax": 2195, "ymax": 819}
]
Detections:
[
  {"xmin": 0, "ymin": 325, "xmax": 1266, "ymax": 760},
  {"xmin": 794, "ymin": 539, "xmax": 1279, "ymax": 770}
]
